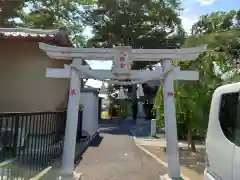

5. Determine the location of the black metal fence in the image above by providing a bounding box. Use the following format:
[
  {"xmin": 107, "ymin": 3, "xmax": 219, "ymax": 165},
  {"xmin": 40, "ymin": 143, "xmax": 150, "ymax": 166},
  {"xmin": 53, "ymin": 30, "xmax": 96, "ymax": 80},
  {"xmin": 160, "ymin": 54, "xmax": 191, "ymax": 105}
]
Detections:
[{"xmin": 0, "ymin": 111, "xmax": 67, "ymax": 179}]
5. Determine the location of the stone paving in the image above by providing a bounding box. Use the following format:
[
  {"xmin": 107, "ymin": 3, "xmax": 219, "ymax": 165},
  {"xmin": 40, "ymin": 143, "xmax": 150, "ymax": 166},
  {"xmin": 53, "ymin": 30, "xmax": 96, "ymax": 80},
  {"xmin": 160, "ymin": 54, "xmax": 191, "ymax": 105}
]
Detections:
[{"xmin": 75, "ymin": 120, "xmax": 168, "ymax": 180}]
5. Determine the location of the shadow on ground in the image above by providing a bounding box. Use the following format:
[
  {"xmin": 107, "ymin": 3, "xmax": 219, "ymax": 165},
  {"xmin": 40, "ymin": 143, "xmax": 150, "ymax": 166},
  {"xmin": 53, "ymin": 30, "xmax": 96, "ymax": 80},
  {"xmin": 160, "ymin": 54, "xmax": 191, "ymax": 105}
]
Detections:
[
  {"xmin": 74, "ymin": 134, "xmax": 103, "ymax": 164},
  {"xmin": 179, "ymin": 148, "xmax": 205, "ymax": 175},
  {"xmin": 99, "ymin": 127, "xmax": 133, "ymax": 136},
  {"xmin": 74, "ymin": 119, "xmax": 134, "ymax": 165},
  {"xmin": 89, "ymin": 134, "xmax": 103, "ymax": 147},
  {"xmin": 99, "ymin": 118, "xmax": 121, "ymax": 125},
  {"xmin": 74, "ymin": 137, "xmax": 99, "ymax": 165}
]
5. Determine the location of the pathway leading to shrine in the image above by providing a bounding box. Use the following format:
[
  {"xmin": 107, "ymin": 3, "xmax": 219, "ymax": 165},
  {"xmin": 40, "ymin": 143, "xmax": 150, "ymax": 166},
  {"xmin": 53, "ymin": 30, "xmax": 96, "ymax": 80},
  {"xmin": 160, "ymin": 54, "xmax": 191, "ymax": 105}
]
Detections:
[{"xmin": 75, "ymin": 121, "xmax": 167, "ymax": 180}]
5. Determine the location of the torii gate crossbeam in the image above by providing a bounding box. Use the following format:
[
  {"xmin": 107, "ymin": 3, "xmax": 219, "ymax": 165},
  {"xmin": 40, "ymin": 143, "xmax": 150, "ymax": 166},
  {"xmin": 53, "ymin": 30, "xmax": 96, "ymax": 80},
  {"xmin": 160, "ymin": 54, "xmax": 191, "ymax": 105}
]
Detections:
[{"xmin": 39, "ymin": 43, "xmax": 207, "ymax": 180}]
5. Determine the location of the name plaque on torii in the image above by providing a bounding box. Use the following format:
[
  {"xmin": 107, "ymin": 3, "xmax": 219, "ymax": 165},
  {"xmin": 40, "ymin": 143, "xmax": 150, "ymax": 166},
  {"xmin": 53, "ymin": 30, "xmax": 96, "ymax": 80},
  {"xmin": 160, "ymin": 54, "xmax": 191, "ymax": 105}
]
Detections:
[{"xmin": 112, "ymin": 46, "xmax": 132, "ymax": 76}]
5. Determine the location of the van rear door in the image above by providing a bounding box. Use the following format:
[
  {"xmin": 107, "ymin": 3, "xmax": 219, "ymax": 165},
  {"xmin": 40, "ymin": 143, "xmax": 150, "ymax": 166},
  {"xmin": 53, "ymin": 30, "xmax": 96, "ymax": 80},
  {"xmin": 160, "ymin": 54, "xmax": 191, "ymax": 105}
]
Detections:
[
  {"xmin": 206, "ymin": 84, "xmax": 240, "ymax": 180},
  {"xmin": 232, "ymin": 89, "xmax": 240, "ymax": 180}
]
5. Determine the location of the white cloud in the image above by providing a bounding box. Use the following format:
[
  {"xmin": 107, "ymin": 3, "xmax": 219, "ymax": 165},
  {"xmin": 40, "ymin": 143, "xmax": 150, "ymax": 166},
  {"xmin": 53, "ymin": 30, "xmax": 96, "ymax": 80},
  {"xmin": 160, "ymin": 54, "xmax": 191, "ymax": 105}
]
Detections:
[
  {"xmin": 180, "ymin": 4, "xmax": 200, "ymax": 33},
  {"xmin": 181, "ymin": 15, "xmax": 199, "ymax": 34},
  {"xmin": 85, "ymin": 61, "xmax": 112, "ymax": 88},
  {"xmin": 87, "ymin": 60, "xmax": 112, "ymax": 70},
  {"xmin": 199, "ymin": 0, "xmax": 216, "ymax": 5},
  {"xmin": 85, "ymin": 79, "xmax": 102, "ymax": 88},
  {"xmin": 183, "ymin": 8, "xmax": 190, "ymax": 13},
  {"xmin": 82, "ymin": 26, "xmax": 94, "ymax": 39}
]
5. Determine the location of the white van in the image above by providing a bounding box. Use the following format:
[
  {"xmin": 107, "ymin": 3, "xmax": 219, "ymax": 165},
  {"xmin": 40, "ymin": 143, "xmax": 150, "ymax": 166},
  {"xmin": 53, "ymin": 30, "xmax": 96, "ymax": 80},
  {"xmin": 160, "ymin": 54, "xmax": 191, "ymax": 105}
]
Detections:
[{"xmin": 204, "ymin": 82, "xmax": 240, "ymax": 180}]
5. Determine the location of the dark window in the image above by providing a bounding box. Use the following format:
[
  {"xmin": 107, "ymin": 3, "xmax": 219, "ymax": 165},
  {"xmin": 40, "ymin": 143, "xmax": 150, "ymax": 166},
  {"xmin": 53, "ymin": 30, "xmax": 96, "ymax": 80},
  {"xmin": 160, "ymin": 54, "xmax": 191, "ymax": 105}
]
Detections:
[{"xmin": 219, "ymin": 92, "xmax": 239, "ymax": 142}]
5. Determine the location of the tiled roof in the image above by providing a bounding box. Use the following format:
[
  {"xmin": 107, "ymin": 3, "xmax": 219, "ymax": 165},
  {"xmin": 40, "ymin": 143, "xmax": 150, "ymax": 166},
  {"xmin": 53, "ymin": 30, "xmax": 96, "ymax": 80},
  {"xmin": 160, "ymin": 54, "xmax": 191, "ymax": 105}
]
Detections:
[
  {"xmin": 0, "ymin": 27, "xmax": 74, "ymax": 48},
  {"xmin": 0, "ymin": 31, "xmax": 54, "ymax": 37},
  {"xmin": 0, "ymin": 28, "xmax": 56, "ymax": 38}
]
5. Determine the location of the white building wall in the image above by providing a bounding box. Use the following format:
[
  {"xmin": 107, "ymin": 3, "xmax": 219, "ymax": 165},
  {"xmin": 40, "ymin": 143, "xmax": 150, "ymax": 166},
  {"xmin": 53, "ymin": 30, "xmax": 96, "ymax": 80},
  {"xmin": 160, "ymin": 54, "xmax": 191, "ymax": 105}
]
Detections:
[{"xmin": 80, "ymin": 91, "xmax": 99, "ymax": 136}]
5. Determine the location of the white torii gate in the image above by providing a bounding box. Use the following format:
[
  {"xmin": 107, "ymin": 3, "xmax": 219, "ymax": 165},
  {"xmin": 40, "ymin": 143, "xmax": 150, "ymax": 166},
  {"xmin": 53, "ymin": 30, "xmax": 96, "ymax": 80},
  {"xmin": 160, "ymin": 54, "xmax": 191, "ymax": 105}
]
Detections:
[{"xmin": 39, "ymin": 42, "xmax": 206, "ymax": 180}]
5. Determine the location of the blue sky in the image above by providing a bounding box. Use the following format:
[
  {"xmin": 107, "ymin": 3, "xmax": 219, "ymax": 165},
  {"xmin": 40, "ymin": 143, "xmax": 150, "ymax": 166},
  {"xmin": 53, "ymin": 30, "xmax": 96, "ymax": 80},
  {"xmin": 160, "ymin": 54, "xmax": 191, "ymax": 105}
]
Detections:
[
  {"xmin": 181, "ymin": 0, "xmax": 240, "ymax": 32},
  {"xmin": 82, "ymin": 0, "xmax": 240, "ymax": 88}
]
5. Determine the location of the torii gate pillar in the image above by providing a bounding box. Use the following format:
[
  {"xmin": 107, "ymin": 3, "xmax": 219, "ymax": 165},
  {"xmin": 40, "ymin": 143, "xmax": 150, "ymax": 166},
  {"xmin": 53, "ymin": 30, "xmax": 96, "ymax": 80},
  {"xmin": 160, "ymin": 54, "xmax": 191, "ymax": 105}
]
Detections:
[
  {"xmin": 61, "ymin": 59, "xmax": 81, "ymax": 179},
  {"xmin": 162, "ymin": 59, "xmax": 180, "ymax": 179}
]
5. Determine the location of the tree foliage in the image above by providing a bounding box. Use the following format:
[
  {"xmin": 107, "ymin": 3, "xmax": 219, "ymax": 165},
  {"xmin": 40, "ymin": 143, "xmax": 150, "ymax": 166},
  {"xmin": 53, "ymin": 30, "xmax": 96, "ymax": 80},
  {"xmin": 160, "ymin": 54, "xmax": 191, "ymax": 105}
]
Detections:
[
  {"xmin": 191, "ymin": 10, "xmax": 240, "ymax": 35},
  {"xmin": 83, "ymin": 0, "xmax": 183, "ymax": 47},
  {"xmin": 0, "ymin": 0, "xmax": 89, "ymax": 47},
  {"xmin": 82, "ymin": 0, "xmax": 185, "ymax": 99},
  {"xmin": 154, "ymin": 9, "xmax": 240, "ymax": 151},
  {"xmin": 0, "ymin": 0, "xmax": 25, "ymax": 27}
]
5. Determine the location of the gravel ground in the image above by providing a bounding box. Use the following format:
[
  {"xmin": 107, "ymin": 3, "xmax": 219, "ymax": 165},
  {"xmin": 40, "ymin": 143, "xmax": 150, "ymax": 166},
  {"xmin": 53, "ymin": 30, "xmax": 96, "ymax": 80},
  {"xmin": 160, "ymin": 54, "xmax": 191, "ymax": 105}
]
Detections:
[{"xmin": 141, "ymin": 145, "xmax": 205, "ymax": 180}]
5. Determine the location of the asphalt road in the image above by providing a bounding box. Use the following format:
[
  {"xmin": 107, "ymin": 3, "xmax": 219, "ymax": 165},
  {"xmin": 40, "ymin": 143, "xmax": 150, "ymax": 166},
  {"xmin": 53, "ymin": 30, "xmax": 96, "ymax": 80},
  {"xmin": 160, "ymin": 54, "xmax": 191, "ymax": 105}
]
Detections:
[{"xmin": 75, "ymin": 122, "xmax": 167, "ymax": 180}]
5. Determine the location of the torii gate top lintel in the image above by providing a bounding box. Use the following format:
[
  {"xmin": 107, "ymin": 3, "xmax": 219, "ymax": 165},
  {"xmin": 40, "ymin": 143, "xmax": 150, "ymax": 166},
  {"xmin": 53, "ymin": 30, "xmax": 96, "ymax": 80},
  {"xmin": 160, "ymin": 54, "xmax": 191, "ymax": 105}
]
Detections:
[
  {"xmin": 39, "ymin": 42, "xmax": 207, "ymax": 85},
  {"xmin": 38, "ymin": 42, "xmax": 207, "ymax": 62}
]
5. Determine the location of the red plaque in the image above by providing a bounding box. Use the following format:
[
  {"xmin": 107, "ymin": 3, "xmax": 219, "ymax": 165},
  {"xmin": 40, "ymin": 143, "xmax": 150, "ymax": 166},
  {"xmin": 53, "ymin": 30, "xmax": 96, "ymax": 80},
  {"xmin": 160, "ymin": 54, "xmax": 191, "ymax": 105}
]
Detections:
[
  {"xmin": 167, "ymin": 92, "xmax": 174, "ymax": 97},
  {"xmin": 120, "ymin": 63, "xmax": 125, "ymax": 68},
  {"xmin": 70, "ymin": 89, "xmax": 76, "ymax": 96},
  {"xmin": 119, "ymin": 52, "xmax": 125, "ymax": 62}
]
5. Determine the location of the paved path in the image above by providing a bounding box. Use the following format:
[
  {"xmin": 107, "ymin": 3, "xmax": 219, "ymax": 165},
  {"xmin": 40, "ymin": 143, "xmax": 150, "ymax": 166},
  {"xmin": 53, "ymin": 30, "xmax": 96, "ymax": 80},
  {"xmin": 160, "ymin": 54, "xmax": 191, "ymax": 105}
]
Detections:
[
  {"xmin": 134, "ymin": 137, "xmax": 205, "ymax": 149},
  {"xmin": 75, "ymin": 122, "xmax": 167, "ymax": 180}
]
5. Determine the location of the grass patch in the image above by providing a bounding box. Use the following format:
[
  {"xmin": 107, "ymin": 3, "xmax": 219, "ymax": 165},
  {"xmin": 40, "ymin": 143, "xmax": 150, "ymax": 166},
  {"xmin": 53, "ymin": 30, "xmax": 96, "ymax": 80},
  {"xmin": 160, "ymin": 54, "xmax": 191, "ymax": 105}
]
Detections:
[{"xmin": 101, "ymin": 111, "xmax": 110, "ymax": 119}]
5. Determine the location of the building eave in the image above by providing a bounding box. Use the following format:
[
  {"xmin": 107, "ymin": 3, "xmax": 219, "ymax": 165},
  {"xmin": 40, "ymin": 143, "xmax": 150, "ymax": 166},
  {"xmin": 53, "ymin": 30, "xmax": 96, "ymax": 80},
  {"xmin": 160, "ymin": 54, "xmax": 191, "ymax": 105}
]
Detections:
[{"xmin": 0, "ymin": 27, "xmax": 72, "ymax": 47}]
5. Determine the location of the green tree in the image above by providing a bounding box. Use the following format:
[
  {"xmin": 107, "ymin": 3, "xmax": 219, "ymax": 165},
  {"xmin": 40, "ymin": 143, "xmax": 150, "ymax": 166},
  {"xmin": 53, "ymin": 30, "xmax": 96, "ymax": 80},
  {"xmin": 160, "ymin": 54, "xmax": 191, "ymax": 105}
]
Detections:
[
  {"xmin": 82, "ymin": 0, "xmax": 184, "ymax": 55},
  {"xmin": 19, "ymin": 0, "xmax": 88, "ymax": 46},
  {"xmin": 154, "ymin": 28, "xmax": 240, "ymax": 151},
  {"xmin": 0, "ymin": 0, "xmax": 92, "ymax": 47},
  {"xmin": 191, "ymin": 10, "xmax": 240, "ymax": 35},
  {"xmin": 0, "ymin": 0, "xmax": 26, "ymax": 27},
  {"xmin": 83, "ymin": 0, "xmax": 184, "ymax": 112}
]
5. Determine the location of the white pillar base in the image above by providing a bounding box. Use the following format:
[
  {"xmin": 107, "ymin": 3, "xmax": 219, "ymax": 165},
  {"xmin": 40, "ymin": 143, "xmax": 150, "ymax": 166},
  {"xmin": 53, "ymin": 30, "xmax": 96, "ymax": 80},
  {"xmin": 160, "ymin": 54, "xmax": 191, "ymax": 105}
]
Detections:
[
  {"xmin": 58, "ymin": 172, "xmax": 82, "ymax": 180},
  {"xmin": 150, "ymin": 119, "xmax": 156, "ymax": 137},
  {"xmin": 58, "ymin": 175, "xmax": 74, "ymax": 180},
  {"xmin": 160, "ymin": 174, "xmax": 184, "ymax": 180},
  {"xmin": 137, "ymin": 102, "xmax": 145, "ymax": 119}
]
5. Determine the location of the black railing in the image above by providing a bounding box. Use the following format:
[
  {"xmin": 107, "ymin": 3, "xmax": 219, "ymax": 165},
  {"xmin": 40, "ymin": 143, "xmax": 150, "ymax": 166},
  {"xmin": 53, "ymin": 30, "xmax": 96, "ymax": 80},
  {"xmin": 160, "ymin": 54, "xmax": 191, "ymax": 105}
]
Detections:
[{"xmin": 0, "ymin": 111, "xmax": 67, "ymax": 179}]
